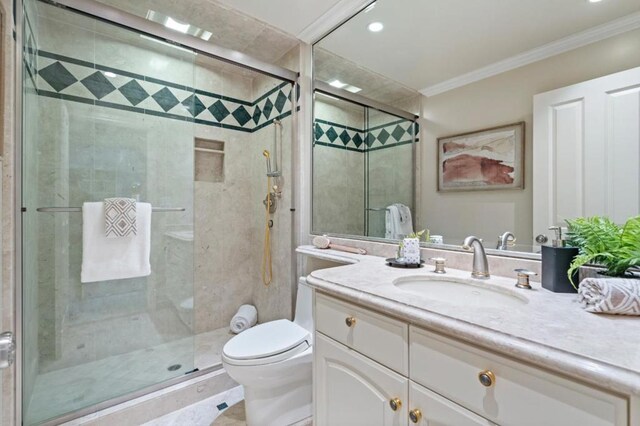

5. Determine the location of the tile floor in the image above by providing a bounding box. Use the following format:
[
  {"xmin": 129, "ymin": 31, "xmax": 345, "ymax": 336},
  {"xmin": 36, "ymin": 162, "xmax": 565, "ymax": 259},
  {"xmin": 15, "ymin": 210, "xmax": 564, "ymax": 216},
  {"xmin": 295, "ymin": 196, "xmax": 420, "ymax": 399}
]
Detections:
[{"xmin": 25, "ymin": 327, "xmax": 234, "ymax": 425}]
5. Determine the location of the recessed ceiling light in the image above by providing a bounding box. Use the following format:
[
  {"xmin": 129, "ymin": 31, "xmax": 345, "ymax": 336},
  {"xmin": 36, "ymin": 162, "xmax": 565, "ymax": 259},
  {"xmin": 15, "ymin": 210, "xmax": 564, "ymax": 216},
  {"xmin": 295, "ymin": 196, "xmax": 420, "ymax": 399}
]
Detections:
[
  {"xmin": 588, "ymin": 0, "xmax": 603, "ymax": 2},
  {"xmin": 368, "ymin": 22, "xmax": 384, "ymax": 32},
  {"xmin": 104, "ymin": 71, "xmax": 117, "ymax": 78},
  {"xmin": 165, "ymin": 17, "xmax": 190, "ymax": 33},
  {"xmin": 146, "ymin": 11, "xmax": 212, "ymax": 41},
  {"xmin": 328, "ymin": 79, "xmax": 362, "ymax": 93}
]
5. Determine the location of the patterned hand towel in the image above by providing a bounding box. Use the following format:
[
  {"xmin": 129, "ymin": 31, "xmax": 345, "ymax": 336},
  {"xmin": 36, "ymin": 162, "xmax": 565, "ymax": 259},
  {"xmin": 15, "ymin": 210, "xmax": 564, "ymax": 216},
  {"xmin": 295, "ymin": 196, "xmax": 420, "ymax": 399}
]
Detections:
[
  {"xmin": 82, "ymin": 202, "xmax": 151, "ymax": 283},
  {"xmin": 104, "ymin": 198, "xmax": 137, "ymax": 238},
  {"xmin": 578, "ymin": 278, "xmax": 640, "ymax": 315}
]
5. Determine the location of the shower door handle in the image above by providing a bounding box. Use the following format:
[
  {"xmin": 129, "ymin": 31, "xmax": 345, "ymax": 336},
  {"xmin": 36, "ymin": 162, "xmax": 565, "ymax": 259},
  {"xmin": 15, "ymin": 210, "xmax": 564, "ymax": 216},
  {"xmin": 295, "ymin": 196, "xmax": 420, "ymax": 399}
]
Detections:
[{"xmin": 0, "ymin": 332, "xmax": 15, "ymax": 369}]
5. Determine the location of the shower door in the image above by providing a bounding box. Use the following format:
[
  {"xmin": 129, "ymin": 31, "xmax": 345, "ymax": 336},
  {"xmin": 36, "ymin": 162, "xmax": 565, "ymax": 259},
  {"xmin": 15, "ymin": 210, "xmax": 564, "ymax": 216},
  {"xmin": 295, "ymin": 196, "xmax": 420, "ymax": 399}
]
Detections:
[
  {"xmin": 365, "ymin": 109, "xmax": 417, "ymax": 239},
  {"xmin": 21, "ymin": 3, "xmax": 197, "ymax": 424}
]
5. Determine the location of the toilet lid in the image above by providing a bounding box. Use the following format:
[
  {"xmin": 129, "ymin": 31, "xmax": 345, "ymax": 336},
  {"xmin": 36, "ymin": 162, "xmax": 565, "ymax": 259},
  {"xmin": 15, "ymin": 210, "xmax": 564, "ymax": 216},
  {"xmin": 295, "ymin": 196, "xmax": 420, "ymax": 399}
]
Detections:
[{"xmin": 223, "ymin": 319, "xmax": 310, "ymax": 360}]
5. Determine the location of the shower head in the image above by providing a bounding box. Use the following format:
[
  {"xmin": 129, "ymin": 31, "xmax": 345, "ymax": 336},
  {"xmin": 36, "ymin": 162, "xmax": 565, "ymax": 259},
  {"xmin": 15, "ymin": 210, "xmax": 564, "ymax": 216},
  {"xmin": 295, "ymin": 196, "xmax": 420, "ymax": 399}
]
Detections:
[{"xmin": 263, "ymin": 150, "xmax": 272, "ymax": 174}]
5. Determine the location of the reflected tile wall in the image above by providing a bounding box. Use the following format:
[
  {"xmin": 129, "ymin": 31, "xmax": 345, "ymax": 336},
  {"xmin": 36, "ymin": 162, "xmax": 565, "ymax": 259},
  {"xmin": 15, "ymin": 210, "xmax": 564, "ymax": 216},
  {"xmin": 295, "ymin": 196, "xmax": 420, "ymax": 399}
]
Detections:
[{"xmin": 313, "ymin": 99, "xmax": 418, "ymax": 238}]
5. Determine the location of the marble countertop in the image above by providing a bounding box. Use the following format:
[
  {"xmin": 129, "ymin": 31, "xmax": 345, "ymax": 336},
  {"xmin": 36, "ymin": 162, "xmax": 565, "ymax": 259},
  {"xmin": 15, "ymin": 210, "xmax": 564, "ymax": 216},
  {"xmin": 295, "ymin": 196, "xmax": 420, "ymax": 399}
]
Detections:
[{"xmin": 297, "ymin": 245, "xmax": 640, "ymax": 396}]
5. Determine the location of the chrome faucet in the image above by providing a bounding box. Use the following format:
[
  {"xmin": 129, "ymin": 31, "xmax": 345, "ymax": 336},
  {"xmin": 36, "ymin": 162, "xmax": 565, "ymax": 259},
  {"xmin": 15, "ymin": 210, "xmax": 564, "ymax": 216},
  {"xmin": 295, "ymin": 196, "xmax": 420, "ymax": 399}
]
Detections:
[
  {"xmin": 462, "ymin": 236, "xmax": 490, "ymax": 279},
  {"xmin": 496, "ymin": 231, "xmax": 515, "ymax": 250}
]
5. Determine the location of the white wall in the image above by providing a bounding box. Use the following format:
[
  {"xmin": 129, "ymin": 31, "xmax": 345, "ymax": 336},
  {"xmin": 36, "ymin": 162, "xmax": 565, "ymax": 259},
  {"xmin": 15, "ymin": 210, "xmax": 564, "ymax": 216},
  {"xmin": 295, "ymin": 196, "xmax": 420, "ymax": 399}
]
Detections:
[{"xmin": 419, "ymin": 28, "xmax": 640, "ymax": 245}]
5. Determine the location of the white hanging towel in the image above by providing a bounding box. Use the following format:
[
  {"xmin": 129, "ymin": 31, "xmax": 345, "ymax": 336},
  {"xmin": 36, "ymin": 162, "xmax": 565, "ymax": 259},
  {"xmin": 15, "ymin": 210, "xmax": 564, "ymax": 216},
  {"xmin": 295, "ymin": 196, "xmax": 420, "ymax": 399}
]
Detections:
[
  {"xmin": 394, "ymin": 203, "xmax": 414, "ymax": 238},
  {"xmin": 385, "ymin": 205, "xmax": 398, "ymax": 239},
  {"xmin": 230, "ymin": 304, "xmax": 258, "ymax": 334},
  {"xmin": 81, "ymin": 201, "xmax": 152, "ymax": 283}
]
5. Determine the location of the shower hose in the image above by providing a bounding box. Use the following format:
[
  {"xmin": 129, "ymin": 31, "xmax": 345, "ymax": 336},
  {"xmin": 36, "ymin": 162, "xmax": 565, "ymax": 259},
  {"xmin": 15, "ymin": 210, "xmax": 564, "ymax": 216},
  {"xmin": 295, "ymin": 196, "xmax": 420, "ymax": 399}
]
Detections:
[{"xmin": 262, "ymin": 175, "xmax": 273, "ymax": 286}]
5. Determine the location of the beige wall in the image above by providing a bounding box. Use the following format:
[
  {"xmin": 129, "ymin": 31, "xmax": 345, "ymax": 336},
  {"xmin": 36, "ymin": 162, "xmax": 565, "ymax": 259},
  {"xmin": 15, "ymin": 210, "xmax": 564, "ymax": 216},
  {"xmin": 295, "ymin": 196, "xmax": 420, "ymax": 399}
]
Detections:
[{"xmin": 420, "ymin": 29, "xmax": 640, "ymax": 246}]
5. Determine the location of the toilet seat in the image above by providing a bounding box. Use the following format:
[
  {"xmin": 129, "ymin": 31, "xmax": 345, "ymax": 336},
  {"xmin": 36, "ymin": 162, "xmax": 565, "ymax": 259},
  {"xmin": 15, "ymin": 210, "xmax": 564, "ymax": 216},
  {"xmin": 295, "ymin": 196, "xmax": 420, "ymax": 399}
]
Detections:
[{"xmin": 222, "ymin": 319, "xmax": 311, "ymax": 366}]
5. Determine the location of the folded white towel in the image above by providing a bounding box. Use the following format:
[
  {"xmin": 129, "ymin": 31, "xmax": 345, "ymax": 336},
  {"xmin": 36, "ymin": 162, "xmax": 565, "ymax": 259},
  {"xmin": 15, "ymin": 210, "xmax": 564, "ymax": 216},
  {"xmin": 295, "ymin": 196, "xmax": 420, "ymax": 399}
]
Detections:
[
  {"xmin": 81, "ymin": 202, "xmax": 151, "ymax": 283},
  {"xmin": 578, "ymin": 278, "xmax": 640, "ymax": 315},
  {"xmin": 230, "ymin": 304, "xmax": 258, "ymax": 334}
]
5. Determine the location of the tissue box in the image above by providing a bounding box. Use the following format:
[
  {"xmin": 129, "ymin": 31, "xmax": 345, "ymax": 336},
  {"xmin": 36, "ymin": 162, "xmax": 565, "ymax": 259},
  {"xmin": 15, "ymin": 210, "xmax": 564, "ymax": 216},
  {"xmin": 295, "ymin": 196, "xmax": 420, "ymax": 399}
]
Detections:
[{"xmin": 403, "ymin": 237, "xmax": 421, "ymax": 264}]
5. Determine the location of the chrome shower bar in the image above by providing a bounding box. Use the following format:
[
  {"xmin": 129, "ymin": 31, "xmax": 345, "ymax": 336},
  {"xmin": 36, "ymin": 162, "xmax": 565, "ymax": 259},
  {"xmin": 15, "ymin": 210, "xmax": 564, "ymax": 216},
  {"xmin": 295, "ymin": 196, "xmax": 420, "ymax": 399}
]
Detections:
[{"xmin": 35, "ymin": 207, "xmax": 185, "ymax": 213}]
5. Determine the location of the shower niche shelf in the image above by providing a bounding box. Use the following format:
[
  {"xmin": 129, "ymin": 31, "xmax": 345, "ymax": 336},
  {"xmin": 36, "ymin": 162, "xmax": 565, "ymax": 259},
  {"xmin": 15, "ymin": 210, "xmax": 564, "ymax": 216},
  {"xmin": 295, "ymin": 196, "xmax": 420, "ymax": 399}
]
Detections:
[{"xmin": 195, "ymin": 138, "xmax": 225, "ymax": 183}]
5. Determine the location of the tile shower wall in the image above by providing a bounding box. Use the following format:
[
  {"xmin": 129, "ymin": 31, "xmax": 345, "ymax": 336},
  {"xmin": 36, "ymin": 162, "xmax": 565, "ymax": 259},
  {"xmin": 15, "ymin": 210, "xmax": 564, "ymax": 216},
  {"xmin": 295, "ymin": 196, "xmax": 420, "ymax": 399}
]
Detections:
[
  {"xmin": 313, "ymin": 99, "xmax": 365, "ymax": 236},
  {"xmin": 32, "ymin": 4, "xmax": 295, "ymax": 373}
]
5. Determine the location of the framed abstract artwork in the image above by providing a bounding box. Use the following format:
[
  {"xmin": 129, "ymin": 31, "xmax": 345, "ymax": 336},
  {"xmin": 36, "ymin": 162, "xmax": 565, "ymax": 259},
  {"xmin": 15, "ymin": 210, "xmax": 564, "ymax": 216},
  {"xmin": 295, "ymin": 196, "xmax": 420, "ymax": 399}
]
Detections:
[{"xmin": 437, "ymin": 122, "xmax": 525, "ymax": 192}]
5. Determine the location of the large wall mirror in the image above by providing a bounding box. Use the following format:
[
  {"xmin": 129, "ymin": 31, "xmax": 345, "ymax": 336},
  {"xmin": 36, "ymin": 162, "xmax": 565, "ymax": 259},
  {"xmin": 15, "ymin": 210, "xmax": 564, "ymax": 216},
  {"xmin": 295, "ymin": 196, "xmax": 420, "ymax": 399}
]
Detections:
[{"xmin": 312, "ymin": 0, "xmax": 640, "ymax": 257}]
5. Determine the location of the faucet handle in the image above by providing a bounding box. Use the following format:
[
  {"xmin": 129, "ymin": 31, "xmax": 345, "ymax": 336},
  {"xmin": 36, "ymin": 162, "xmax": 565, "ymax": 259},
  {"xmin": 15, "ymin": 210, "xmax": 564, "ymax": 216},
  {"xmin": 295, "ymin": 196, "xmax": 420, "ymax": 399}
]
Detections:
[
  {"xmin": 430, "ymin": 257, "xmax": 446, "ymax": 274},
  {"xmin": 514, "ymin": 268, "xmax": 537, "ymax": 290}
]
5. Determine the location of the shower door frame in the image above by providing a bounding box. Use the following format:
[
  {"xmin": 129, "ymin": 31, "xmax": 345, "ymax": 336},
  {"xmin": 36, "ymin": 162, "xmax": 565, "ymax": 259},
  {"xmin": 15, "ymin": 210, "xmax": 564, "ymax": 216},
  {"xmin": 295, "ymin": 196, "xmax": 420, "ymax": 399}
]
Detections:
[{"xmin": 13, "ymin": 1, "xmax": 299, "ymax": 424}]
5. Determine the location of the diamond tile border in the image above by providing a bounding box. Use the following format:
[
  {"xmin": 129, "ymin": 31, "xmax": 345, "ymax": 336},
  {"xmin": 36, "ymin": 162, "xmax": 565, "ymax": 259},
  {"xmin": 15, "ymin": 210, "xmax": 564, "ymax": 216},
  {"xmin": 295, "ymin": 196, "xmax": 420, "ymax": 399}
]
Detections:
[
  {"xmin": 314, "ymin": 118, "xmax": 419, "ymax": 152},
  {"xmin": 34, "ymin": 50, "xmax": 293, "ymax": 133}
]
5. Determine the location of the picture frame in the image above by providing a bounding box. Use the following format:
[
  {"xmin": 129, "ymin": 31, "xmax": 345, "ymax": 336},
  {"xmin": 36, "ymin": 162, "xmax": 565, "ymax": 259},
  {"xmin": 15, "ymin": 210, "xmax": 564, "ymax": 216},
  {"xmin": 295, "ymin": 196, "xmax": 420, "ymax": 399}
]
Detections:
[{"xmin": 437, "ymin": 122, "xmax": 525, "ymax": 192}]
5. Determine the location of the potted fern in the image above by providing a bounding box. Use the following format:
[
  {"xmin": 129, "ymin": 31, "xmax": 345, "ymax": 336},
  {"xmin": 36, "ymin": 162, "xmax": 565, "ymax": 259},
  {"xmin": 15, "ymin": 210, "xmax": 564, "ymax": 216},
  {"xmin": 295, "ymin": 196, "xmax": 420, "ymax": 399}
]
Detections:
[{"xmin": 565, "ymin": 215, "xmax": 640, "ymax": 288}]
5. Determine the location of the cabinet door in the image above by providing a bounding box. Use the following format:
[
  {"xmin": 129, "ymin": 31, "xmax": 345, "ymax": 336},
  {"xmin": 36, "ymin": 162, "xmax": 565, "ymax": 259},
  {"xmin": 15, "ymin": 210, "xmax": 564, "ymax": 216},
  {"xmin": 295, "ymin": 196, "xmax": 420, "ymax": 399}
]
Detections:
[
  {"xmin": 315, "ymin": 333, "xmax": 408, "ymax": 426},
  {"xmin": 408, "ymin": 381, "xmax": 495, "ymax": 426}
]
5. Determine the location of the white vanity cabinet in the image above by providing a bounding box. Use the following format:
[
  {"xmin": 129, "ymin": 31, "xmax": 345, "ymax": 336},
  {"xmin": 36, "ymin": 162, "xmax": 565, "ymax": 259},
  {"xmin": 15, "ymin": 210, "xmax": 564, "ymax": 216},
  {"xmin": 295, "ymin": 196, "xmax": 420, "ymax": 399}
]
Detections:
[
  {"xmin": 315, "ymin": 333, "xmax": 408, "ymax": 426},
  {"xmin": 313, "ymin": 292, "xmax": 630, "ymax": 426}
]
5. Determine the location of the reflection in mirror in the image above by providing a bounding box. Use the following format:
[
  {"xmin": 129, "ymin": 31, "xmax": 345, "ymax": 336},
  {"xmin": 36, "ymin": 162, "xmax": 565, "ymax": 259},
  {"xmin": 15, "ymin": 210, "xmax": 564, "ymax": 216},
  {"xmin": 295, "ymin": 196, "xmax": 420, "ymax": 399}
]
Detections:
[
  {"xmin": 312, "ymin": 91, "xmax": 418, "ymax": 239},
  {"xmin": 313, "ymin": 0, "xmax": 640, "ymax": 257}
]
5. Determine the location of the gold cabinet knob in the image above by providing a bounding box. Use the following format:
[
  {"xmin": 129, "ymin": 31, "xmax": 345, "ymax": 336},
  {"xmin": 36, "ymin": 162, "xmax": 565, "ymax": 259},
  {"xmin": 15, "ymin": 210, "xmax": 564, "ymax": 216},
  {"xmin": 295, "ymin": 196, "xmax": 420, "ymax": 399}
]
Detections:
[
  {"xmin": 345, "ymin": 316, "xmax": 356, "ymax": 327},
  {"xmin": 478, "ymin": 370, "xmax": 496, "ymax": 387},
  {"xmin": 409, "ymin": 409, "xmax": 422, "ymax": 423},
  {"xmin": 389, "ymin": 398, "xmax": 402, "ymax": 411}
]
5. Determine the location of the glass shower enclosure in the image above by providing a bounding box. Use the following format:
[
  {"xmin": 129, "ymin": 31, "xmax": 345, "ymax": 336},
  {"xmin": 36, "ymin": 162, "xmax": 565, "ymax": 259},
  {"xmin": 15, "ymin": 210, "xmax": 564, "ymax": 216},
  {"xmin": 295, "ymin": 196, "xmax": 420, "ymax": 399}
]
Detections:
[
  {"xmin": 312, "ymin": 91, "xmax": 418, "ymax": 239},
  {"xmin": 22, "ymin": 3, "xmax": 197, "ymax": 423},
  {"xmin": 20, "ymin": 1, "xmax": 296, "ymax": 424}
]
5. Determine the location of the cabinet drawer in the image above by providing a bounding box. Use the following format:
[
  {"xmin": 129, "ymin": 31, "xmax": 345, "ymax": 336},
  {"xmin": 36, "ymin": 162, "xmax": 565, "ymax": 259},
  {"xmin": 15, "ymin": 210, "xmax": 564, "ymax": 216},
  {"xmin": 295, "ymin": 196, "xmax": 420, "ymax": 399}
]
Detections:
[
  {"xmin": 410, "ymin": 327, "xmax": 628, "ymax": 426},
  {"xmin": 315, "ymin": 333, "xmax": 408, "ymax": 426},
  {"xmin": 409, "ymin": 381, "xmax": 495, "ymax": 426},
  {"xmin": 316, "ymin": 293, "xmax": 408, "ymax": 375}
]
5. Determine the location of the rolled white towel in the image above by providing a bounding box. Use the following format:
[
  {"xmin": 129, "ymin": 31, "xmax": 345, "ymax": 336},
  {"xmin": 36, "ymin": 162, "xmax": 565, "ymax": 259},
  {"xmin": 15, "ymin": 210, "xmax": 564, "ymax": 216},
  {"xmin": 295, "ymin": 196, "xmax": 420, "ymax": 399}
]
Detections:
[
  {"xmin": 578, "ymin": 278, "xmax": 640, "ymax": 315},
  {"xmin": 230, "ymin": 304, "xmax": 258, "ymax": 334}
]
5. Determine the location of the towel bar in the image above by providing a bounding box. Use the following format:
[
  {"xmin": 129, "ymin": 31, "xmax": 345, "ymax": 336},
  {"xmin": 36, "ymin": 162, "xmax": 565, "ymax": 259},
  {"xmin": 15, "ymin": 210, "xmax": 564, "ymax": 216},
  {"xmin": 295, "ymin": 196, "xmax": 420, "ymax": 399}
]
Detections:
[
  {"xmin": 366, "ymin": 207, "xmax": 390, "ymax": 212},
  {"xmin": 35, "ymin": 207, "xmax": 185, "ymax": 213}
]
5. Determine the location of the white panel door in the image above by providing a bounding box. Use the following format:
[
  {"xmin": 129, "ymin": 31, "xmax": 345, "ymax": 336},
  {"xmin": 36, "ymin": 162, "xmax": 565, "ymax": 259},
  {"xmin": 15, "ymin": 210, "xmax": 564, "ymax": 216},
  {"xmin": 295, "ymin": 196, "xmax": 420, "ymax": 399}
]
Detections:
[
  {"xmin": 314, "ymin": 333, "xmax": 408, "ymax": 426},
  {"xmin": 533, "ymin": 67, "xmax": 640, "ymax": 241}
]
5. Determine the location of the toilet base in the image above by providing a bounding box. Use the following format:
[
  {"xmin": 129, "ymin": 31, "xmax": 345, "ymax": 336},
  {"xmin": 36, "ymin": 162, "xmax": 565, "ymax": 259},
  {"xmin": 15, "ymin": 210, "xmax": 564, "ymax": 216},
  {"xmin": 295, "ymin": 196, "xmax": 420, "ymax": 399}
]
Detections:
[{"xmin": 244, "ymin": 378, "xmax": 312, "ymax": 426}]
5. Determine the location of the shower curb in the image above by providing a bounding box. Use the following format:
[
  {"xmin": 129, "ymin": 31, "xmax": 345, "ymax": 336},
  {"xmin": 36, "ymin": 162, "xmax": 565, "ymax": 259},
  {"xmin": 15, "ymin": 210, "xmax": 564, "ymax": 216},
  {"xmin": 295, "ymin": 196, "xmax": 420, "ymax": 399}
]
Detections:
[{"xmin": 53, "ymin": 368, "xmax": 237, "ymax": 426}]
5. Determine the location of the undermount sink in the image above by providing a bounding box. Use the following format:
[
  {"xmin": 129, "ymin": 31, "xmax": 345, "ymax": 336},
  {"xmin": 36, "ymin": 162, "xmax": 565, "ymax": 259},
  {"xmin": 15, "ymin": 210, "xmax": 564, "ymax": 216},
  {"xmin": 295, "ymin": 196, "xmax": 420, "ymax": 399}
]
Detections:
[{"xmin": 393, "ymin": 275, "xmax": 528, "ymax": 309}]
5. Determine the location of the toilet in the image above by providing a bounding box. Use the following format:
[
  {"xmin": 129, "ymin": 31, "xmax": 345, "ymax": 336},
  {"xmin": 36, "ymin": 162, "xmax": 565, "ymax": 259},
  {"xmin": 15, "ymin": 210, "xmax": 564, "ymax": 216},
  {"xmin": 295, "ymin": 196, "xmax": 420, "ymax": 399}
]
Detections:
[{"xmin": 222, "ymin": 278, "xmax": 313, "ymax": 426}]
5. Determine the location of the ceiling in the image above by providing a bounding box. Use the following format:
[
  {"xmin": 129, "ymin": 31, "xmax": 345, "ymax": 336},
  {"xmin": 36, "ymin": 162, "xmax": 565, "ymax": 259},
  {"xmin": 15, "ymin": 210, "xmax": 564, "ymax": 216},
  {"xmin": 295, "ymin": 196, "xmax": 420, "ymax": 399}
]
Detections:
[
  {"xmin": 212, "ymin": 0, "xmax": 345, "ymax": 37},
  {"xmin": 318, "ymin": 0, "xmax": 640, "ymax": 92},
  {"xmin": 94, "ymin": 0, "xmax": 299, "ymax": 65}
]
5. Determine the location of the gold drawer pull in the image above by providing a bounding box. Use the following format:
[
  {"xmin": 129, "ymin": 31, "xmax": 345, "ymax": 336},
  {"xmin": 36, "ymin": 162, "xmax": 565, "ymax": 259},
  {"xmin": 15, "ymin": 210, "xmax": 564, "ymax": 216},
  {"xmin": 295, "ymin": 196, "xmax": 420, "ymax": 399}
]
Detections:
[
  {"xmin": 389, "ymin": 397, "xmax": 402, "ymax": 411},
  {"xmin": 409, "ymin": 409, "xmax": 422, "ymax": 423},
  {"xmin": 345, "ymin": 316, "xmax": 356, "ymax": 327},
  {"xmin": 478, "ymin": 370, "xmax": 496, "ymax": 387}
]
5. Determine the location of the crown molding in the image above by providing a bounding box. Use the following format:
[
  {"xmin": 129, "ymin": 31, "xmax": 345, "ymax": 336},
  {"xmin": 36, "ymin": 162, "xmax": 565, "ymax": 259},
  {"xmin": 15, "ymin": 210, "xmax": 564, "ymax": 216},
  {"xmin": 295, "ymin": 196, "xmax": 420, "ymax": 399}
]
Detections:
[
  {"xmin": 420, "ymin": 11, "xmax": 640, "ymax": 97},
  {"xmin": 297, "ymin": 0, "xmax": 372, "ymax": 44}
]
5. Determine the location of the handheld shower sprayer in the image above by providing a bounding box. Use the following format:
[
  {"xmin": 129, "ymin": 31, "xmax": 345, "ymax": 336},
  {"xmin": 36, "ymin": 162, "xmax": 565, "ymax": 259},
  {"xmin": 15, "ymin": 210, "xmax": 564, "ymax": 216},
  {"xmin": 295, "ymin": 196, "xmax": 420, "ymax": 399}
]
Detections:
[{"xmin": 263, "ymin": 150, "xmax": 272, "ymax": 175}]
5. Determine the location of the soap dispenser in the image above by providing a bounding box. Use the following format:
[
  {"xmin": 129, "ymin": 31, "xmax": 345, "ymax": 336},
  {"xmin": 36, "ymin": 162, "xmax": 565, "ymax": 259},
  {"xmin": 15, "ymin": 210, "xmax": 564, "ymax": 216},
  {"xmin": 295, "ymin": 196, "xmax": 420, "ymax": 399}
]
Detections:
[{"xmin": 541, "ymin": 226, "xmax": 579, "ymax": 293}]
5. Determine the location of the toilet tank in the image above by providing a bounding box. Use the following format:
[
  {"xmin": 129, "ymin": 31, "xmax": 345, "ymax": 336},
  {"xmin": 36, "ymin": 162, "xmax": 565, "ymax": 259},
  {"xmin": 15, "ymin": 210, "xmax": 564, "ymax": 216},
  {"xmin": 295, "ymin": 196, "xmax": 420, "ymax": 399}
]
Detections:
[{"xmin": 293, "ymin": 277, "xmax": 313, "ymax": 335}]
